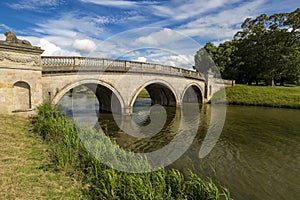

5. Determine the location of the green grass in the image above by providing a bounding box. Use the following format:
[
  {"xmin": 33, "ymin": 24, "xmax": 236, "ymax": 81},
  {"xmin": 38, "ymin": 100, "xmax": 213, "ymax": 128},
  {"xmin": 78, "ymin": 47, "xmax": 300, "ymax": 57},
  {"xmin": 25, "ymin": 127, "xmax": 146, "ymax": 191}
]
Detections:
[
  {"xmin": 31, "ymin": 102, "xmax": 232, "ymax": 200},
  {"xmin": 137, "ymin": 88, "xmax": 150, "ymax": 98},
  {"xmin": 211, "ymin": 84, "xmax": 300, "ymax": 109},
  {"xmin": 0, "ymin": 114, "xmax": 83, "ymax": 199}
]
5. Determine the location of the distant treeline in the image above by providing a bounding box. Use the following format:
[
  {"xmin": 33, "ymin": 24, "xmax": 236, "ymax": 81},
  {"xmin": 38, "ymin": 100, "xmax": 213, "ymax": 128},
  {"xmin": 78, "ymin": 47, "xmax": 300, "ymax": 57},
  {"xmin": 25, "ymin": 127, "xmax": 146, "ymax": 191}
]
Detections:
[{"xmin": 194, "ymin": 8, "xmax": 300, "ymax": 86}]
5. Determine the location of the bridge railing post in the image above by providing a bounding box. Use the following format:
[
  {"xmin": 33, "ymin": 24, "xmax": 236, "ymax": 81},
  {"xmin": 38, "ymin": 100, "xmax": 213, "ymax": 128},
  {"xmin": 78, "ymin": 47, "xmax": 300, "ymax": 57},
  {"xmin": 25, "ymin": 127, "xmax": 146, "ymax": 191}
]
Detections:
[
  {"xmin": 125, "ymin": 61, "xmax": 130, "ymax": 70},
  {"xmin": 74, "ymin": 57, "xmax": 79, "ymax": 66}
]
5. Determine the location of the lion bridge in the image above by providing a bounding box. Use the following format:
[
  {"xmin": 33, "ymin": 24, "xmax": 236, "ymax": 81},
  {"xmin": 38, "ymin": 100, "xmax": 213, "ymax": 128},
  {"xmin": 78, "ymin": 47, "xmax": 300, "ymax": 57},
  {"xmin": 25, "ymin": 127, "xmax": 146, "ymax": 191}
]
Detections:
[{"xmin": 0, "ymin": 33, "xmax": 233, "ymax": 116}]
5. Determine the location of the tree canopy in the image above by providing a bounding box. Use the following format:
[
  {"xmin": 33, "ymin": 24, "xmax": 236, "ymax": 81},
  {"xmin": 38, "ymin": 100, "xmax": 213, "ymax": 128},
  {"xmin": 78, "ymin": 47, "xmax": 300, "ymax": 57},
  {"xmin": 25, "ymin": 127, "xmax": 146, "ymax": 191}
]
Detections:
[{"xmin": 194, "ymin": 8, "xmax": 300, "ymax": 86}]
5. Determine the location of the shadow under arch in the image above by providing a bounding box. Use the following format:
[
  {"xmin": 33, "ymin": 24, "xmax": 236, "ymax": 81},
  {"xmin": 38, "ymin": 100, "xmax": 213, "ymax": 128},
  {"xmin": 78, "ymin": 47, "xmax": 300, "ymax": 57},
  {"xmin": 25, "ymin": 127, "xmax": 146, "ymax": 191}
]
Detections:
[
  {"xmin": 129, "ymin": 79, "xmax": 178, "ymax": 110},
  {"xmin": 52, "ymin": 79, "xmax": 125, "ymax": 114},
  {"xmin": 181, "ymin": 83, "xmax": 203, "ymax": 104}
]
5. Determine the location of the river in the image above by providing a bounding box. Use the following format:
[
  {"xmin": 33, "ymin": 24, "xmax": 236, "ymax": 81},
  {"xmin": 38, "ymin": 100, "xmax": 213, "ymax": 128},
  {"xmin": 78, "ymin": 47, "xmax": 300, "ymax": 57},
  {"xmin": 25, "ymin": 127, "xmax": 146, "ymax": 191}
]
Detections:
[{"xmin": 58, "ymin": 90, "xmax": 300, "ymax": 200}]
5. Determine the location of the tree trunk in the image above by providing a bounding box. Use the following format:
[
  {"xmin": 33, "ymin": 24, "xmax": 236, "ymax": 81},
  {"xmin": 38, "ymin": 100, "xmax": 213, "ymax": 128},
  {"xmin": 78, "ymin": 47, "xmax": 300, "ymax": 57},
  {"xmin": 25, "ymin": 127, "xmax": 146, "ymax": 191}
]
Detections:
[
  {"xmin": 280, "ymin": 78, "xmax": 284, "ymax": 86},
  {"xmin": 271, "ymin": 78, "xmax": 275, "ymax": 87}
]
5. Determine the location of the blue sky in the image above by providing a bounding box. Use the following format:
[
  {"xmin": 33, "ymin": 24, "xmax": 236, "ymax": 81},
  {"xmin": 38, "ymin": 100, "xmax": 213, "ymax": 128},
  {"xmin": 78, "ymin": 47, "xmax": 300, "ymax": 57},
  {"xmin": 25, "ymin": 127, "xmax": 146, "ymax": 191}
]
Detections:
[{"xmin": 0, "ymin": 0, "xmax": 298, "ymax": 69}]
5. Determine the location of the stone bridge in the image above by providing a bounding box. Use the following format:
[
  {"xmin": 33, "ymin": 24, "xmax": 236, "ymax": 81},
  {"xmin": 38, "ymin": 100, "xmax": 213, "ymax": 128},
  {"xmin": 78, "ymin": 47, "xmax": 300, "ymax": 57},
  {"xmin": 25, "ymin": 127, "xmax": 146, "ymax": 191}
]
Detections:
[{"xmin": 0, "ymin": 35, "xmax": 233, "ymax": 116}]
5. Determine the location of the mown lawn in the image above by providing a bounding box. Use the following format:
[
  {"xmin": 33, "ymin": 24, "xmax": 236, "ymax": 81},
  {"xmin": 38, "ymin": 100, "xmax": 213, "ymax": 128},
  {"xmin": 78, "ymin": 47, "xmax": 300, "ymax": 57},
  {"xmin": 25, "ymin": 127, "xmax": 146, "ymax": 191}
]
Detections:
[
  {"xmin": 0, "ymin": 114, "xmax": 83, "ymax": 199},
  {"xmin": 211, "ymin": 84, "xmax": 300, "ymax": 109}
]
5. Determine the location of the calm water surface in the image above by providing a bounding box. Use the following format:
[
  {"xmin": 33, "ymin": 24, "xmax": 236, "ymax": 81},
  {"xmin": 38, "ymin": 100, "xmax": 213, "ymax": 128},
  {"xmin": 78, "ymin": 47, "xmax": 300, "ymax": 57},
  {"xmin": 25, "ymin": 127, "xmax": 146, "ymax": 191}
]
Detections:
[{"xmin": 59, "ymin": 91, "xmax": 300, "ymax": 200}]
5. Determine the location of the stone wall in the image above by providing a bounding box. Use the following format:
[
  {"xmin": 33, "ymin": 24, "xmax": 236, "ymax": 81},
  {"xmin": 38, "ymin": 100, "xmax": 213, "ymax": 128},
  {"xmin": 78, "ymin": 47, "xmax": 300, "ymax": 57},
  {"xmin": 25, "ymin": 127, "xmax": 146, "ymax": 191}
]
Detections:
[
  {"xmin": 205, "ymin": 70, "xmax": 235, "ymax": 101},
  {"xmin": 0, "ymin": 40, "xmax": 44, "ymax": 116},
  {"xmin": 41, "ymin": 73, "xmax": 206, "ymax": 115}
]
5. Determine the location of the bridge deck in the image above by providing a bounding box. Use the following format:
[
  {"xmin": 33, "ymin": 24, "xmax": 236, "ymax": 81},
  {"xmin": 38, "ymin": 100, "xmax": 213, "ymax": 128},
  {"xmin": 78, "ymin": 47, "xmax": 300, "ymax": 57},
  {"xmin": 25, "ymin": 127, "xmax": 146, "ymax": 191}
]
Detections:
[{"xmin": 41, "ymin": 56, "xmax": 205, "ymax": 80}]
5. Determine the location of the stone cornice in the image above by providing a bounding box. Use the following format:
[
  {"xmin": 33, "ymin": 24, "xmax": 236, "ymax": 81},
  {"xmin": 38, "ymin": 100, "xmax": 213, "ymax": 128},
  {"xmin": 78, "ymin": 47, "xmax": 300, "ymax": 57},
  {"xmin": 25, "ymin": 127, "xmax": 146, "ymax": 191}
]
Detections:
[
  {"xmin": 0, "ymin": 52, "xmax": 40, "ymax": 65},
  {"xmin": 0, "ymin": 41, "xmax": 44, "ymax": 55}
]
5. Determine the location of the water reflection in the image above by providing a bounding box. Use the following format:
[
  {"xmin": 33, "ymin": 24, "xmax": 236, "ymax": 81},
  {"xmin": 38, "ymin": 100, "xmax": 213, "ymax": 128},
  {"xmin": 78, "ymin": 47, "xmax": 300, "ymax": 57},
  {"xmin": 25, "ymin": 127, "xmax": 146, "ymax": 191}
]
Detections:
[{"xmin": 58, "ymin": 88, "xmax": 300, "ymax": 199}]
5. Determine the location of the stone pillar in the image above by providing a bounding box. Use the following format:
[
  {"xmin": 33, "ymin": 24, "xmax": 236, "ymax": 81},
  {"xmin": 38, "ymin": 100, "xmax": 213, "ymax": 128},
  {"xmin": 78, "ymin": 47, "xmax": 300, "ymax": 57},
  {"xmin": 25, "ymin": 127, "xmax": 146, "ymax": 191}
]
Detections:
[
  {"xmin": 0, "ymin": 33, "xmax": 44, "ymax": 116},
  {"xmin": 205, "ymin": 68, "xmax": 214, "ymax": 101}
]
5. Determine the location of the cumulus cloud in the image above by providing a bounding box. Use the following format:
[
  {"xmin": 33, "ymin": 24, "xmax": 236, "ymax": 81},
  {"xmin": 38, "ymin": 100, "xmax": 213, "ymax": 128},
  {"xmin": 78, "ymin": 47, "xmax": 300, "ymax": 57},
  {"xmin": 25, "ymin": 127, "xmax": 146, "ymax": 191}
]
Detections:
[
  {"xmin": 134, "ymin": 57, "xmax": 147, "ymax": 62},
  {"xmin": 72, "ymin": 39, "xmax": 97, "ymax": 54},
  {"xmin": 39, "ymin": 39, "xmax": 80, "ymax": 56}
]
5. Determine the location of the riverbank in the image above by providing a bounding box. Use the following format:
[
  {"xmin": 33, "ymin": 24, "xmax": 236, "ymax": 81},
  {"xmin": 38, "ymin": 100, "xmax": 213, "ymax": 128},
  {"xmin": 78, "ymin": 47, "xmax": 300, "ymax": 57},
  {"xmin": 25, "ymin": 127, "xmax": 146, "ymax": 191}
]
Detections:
[
  {"xmin": 0, "ymin": 114, "xmax": 83, "ymax": 199},
  {"xmin": 211, "ymin": 84, "xmax": 300, "ymax": 109}
]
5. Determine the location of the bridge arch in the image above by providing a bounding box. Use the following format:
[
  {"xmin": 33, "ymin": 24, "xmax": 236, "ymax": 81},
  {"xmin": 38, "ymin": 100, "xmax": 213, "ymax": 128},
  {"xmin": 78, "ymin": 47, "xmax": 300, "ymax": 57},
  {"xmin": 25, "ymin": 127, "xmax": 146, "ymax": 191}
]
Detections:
[
  {"xmin": 181, "ymin": 83, "xmax": 203, "ymax": 104},
  {"xmin": 52, "ymin": 79, "xmax": 125, "ymax": 114},
  {"xmin": 129, "ymin": 79, "xmax": 179, "ymax": 109}
]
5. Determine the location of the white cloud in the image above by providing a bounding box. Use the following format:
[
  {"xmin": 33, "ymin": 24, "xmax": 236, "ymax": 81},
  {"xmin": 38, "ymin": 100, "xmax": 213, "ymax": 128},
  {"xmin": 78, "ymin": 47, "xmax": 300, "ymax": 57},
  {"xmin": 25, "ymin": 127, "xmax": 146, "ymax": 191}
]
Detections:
[
  {"xmin": 81, "ymin": 0, "xmax": 136, "ymax": 7},
  {"xmin": 8, "ymin": 0, "xmax": 63, "ymax": 10},
  {"xmin": 152, "ymin": 54, "xmax": 194, "ymax": 69},
  {"xmin": 39, "ymin": 39, "xmax": 62, "ymax": 55},
  {"xmin": 212, "ymin": 38, "xmax": 231, "ymax": 46},
  {"xmin": 0, "ymin": 24, "xmax": 12, "ymax": 32},
  {"xmin": 39, "ymin": 39, "xmax": 80, "ymax": 56},
  {"xmin": 80, "ymin": 0, "xmax": 137, "ymax": 7},
  {"xmin": 135, "ymin": 28, "xmax": 184, "ymax": 46},
  {"xmin": 80, "ymin": 0, "xmax": 159, "ymax": 8},
  {"xmin": 34, "ymin": 13, "xmax": 107, "ymax": 37},
  {"xmin": 176, "ymin": 0, "xmax": 266, "ymax": 40},
  {"xmin": 6, "ymin": 0, "xmax": 293, "ymax": 71},
  {"xmin": 72, "ymin": 39, "xmax": 97, "ymax": 54},
  {"xmin": 151, "ymin": 0, "xmax": 242, "ymax": 20},
  {"xmin": 134, "ymin": 56, "xmax": 147, "ymax": 62}
]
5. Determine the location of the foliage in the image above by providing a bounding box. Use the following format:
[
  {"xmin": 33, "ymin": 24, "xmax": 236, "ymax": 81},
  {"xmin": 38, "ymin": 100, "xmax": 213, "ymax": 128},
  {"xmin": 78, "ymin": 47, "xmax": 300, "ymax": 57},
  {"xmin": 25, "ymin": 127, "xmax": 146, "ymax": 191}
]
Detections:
[
  {"xmin": 194, "ymin": 46, "xmax": 215, "ymax": 75},
  {"xmin": 195, "ymin": 8, "xmax": 300, "ymax": 86},
  {"xmin": 32, "ymin": 102, "xmax": 232, "ymax": 200},
  {"xmin": 137, "ymin": 88, "xmax": 150, "ymax": 98}
]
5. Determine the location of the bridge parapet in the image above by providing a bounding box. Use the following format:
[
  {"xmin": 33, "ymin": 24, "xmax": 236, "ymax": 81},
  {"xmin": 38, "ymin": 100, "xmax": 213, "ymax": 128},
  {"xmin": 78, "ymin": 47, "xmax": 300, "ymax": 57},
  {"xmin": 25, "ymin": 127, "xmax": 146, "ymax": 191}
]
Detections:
[{"xmin": 41, "ymin": 56, "xmax": 205, "ymax": 80}]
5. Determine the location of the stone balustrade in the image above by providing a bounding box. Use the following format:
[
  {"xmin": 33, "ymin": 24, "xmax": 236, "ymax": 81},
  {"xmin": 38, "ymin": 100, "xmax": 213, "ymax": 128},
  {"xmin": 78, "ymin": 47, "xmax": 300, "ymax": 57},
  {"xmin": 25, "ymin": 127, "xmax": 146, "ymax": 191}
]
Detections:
[{"xmin": 41, "ymin": 56, "xmax": 204, "ymax": 80}]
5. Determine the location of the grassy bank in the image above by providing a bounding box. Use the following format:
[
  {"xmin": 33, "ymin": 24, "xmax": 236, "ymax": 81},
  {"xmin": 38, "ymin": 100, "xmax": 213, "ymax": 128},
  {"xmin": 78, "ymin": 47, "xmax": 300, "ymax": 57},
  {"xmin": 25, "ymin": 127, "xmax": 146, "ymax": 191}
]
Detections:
[
  {"xmin": 31, "ymin": 103, "xmax": 231, "ymax": 199},
  {"xmin": 137, "ymin": 88, "xmax": 150, "ymax": 98},
  {"xmin": 211, "ymin": 84, "xmax": 300, "ymax": 109},
  {"xmin": 0, "ymin": 114, "xmax": 83, "ymax": 199}
]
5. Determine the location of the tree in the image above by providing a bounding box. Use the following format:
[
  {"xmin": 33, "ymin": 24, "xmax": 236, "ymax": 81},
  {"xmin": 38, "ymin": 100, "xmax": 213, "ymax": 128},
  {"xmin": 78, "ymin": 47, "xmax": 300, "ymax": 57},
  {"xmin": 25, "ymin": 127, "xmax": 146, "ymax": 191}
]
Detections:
[
  {"xmin": 233, "ymin": 9, "xmax": 300, "ymax": 86},
  {"xmin": 194, "ymin": 41, "xmax": 236, "ymax": 80},
  {"xmin": 194, "ymin": 44, "xmax": 215, "ymax": 75},
  {"xmin": 194, "ymin": 8, "xmax": 300, "ymax": 86}
]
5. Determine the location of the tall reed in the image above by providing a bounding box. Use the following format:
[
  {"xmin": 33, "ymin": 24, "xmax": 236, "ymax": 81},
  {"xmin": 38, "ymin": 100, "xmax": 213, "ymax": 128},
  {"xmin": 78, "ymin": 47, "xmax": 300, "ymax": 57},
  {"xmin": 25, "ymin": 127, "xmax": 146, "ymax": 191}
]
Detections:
[{"xmin": 32, "ymin": 102, "xmax": 231, "ymax": 199}]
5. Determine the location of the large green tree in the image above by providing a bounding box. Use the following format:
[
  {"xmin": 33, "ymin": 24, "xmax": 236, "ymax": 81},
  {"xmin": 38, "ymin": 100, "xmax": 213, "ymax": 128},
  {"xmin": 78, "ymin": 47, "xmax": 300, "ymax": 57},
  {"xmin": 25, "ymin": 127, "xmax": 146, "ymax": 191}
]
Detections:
[
  {"xmin": 234, "ymin": 9, "xmax": 300, "ymax": 85},
  {"xmin": 194, "ymin": 8, "xmax": 300, "ymax": 86}
]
